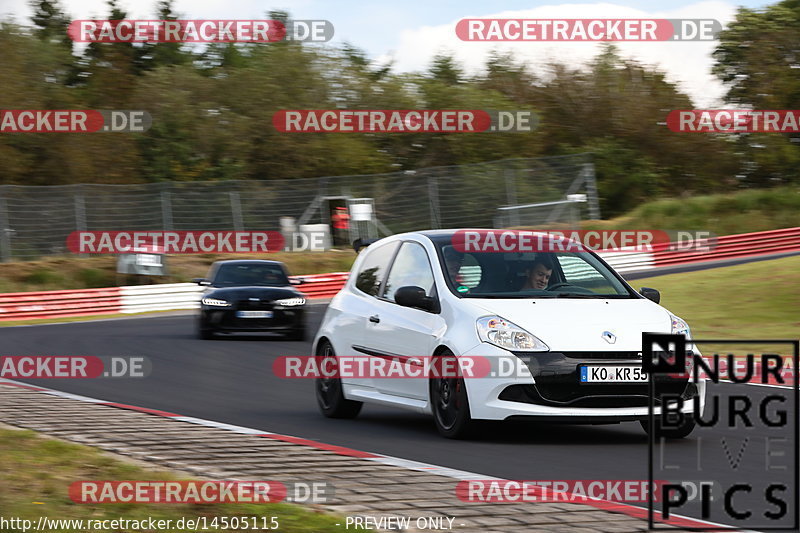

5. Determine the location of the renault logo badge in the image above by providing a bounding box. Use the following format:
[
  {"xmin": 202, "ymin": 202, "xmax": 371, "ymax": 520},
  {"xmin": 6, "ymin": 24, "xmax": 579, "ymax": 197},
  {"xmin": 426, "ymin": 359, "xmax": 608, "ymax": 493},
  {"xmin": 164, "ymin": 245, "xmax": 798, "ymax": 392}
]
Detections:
[{"xmin": 602, "ymin": 331, "xmax": 617, "ymax": 344}]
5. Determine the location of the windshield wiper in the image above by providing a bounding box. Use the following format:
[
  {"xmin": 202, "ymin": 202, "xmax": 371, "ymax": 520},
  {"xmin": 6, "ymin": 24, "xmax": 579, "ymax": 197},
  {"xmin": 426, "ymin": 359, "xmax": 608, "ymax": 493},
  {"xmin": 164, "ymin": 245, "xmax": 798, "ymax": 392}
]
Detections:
[{"xmin": 553, "ymin": 293, "xmax": 606, "ymax": 298}]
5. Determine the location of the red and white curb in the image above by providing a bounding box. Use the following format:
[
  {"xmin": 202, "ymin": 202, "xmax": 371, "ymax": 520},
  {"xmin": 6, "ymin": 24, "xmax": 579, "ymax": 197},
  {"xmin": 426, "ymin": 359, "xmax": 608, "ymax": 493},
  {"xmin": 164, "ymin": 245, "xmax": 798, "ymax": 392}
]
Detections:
[{"xmin": 0, "ymin": 377, "xmax": 742, "ymax": 531}]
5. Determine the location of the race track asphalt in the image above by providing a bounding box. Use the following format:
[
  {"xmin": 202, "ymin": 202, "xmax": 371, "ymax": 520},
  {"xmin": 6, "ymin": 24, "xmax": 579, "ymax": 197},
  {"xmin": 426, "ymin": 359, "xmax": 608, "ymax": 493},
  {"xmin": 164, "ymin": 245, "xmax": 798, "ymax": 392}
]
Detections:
[{"xmin": 5, "ymin": 305, "xmax": 796, "ymax": 530}]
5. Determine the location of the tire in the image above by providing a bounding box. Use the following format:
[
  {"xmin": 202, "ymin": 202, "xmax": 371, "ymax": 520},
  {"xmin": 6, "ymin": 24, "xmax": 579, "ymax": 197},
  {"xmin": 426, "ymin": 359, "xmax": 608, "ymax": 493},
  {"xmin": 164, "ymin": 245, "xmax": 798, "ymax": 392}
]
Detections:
[
  {"xmin": 429, "ymin": 351, "xmax": 476, "ymax": 439},
  {"xmin": 640, "ymin": 416, "xmax": 696, "ymax": 439},
  {"xmin": 198, "ymin": 320, "xmax": 214, "ymax": 340},
  {"xmin": 285, "ymin": 326, "xmax": 307, "ymax": 342},
  {"xmin": 315, "ymin": 341, "xmax": 362, "ymax": 418}
]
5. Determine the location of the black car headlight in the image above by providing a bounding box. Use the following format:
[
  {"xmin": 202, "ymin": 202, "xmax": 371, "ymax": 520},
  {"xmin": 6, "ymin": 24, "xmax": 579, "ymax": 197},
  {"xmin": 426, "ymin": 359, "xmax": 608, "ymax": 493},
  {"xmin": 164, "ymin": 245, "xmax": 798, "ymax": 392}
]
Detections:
[
  {"xmin": 201, "ymin": 297, "xmax": 231, "ymax": 307},
  {"xmin": 274, "ymin": 297, "xmax": 305, "ymax": 307}
]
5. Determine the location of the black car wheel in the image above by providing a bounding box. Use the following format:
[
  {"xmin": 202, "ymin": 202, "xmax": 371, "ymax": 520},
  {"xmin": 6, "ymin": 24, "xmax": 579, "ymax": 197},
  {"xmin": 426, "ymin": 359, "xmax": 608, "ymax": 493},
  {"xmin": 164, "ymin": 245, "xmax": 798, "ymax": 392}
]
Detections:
[
  {"xmin": 315, "ymin": 341, "xmax": 362, "ymax": 418},
  {"xmin": 198, "ymin": 320, "xmax": 215, "ymax": 340},
  {"xmin": 285, "ymin": 326, "xmax": 307, "ymax": 342},
  {"xmin": 430, "ymin": 350, "xmax": 475, "ymax": 439}
]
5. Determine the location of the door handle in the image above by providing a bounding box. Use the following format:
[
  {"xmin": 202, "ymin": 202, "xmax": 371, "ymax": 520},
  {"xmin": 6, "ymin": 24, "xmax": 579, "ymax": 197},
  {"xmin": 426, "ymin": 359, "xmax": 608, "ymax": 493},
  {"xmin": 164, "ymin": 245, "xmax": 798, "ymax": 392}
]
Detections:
[{"xmin": 369, "ymin": 315, "xmax": 380, "ymax": 323}]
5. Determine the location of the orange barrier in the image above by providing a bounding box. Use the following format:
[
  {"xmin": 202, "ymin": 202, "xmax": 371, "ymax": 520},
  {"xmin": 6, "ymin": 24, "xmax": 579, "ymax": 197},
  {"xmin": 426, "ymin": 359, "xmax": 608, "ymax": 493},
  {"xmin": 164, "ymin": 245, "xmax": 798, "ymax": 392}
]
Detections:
[
  {"xmin": 651, "ymin": 227, "xmax": 800, "ymax": 268},
  {"xmin": 0, "ymin": 287, "xmax": 122, "ymax": 321},
  {"xmin": 293, "ymin": 273, "xmax": 349, "ymax": 299}
]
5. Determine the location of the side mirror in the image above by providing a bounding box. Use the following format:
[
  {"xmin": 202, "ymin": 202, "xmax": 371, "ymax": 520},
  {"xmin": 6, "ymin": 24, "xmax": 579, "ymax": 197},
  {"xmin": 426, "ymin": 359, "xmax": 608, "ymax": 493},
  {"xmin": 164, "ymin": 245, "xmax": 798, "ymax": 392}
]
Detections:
[
  {"xmin": 395, "ymin": 286, "xmax": 437, "ymax": 312},
  {"xmin": 193, "ymin": 278, "xmax": 211, "ymax": 286},
  {"xmin": 639, "ymin": 287, "xmax": 660, "ymax": 304},
  {"xmin": 290, "ymin": 278, "xmax": 305, "ymax": 285}
]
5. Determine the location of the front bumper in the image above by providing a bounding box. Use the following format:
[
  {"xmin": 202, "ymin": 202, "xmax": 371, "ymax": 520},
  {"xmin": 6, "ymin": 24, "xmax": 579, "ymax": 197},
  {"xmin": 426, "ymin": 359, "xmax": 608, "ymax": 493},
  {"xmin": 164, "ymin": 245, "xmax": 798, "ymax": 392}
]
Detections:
[
  {"xmin": 460, "ymin": 344, "xmax": 705, "ymax": 421},
  {"xmin": 199, "ymin": 305, "xmax": 304, "ymax": 333}
]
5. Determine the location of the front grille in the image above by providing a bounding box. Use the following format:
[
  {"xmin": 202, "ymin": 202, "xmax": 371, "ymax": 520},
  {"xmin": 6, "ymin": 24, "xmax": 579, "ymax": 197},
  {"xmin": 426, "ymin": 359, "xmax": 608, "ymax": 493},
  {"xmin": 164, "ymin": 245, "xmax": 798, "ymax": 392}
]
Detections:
[
  {"xmin": 214, "ymin": 307, "xmax": 300, "ymax": 329},
  {"xmin": 533, "ymin": 375, "xmax": 689, "ymax": 406},
  {"xmin": 499, "ymin": 385, "xmax": 653, "ymax": 407},
  {"xmin": 236, "ymin": 300, "xmax": 274, "ymax": 310},
  {"xmin": 500, "ymin": 351, "xmax": 695, "ymax": 408},
  {"xmin": 500, "ymin": 379, "xmax": 693, "ymax": 408}
]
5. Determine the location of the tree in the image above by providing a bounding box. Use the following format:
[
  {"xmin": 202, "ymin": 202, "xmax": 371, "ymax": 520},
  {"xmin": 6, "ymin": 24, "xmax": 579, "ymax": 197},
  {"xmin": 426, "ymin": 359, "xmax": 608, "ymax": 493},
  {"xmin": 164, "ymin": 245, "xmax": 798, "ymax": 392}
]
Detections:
[
  {"xmin": 80, "ymin": 0, "xmax": 138, "ymax": 106},
  {"xmin": 712, "ymin": 0, "xmax": 800, "ymax": 186},
  {"xmin": 30, "ymin": 0, "xmax": 71, "ymax": 50},
  {"xmin": 135, "ymin": 0, "xmax": 192, "ymax": 72},
  {"xmin": 713, "ymin": 1, "xmax": 800, "ymax": 108}
]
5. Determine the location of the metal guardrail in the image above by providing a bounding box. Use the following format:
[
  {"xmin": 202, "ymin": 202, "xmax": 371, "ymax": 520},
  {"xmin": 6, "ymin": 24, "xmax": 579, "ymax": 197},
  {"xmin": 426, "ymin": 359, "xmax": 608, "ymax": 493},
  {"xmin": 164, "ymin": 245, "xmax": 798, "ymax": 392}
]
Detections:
[{"xmin": 0, "ymin": 228, "xmax": 797, "ymax": 322}]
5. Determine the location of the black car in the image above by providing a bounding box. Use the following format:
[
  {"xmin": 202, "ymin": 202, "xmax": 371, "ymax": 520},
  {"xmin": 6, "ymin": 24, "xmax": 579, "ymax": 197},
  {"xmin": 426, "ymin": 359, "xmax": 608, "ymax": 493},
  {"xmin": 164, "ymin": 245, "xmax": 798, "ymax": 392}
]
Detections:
[{"xmin": 194, "ymin": 260, "xmax": 307, "ymax": 340}]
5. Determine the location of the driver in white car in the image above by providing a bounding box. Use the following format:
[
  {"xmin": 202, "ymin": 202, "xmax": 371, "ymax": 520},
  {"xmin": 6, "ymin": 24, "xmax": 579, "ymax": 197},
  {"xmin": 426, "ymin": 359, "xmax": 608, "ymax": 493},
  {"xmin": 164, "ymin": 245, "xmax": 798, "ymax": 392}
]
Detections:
[{"xmin": 521, "ymin": 255, "xmax": 554, "ymax": 290}]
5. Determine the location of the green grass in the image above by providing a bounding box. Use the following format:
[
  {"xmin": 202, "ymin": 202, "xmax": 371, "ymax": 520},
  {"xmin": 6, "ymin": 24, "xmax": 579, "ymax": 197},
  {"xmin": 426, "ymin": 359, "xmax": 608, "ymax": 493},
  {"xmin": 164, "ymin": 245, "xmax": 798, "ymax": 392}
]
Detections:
[
  {"xmin": 0, "ymin": 428, "xmax": 350, "ymax": 533},
  {"xmin": 584, "ymin": 186, "xmax": 800, "ymax": 235},
  {"xmin": 630, "ymin": 255, "xmax": 800, "ymax": 356}
]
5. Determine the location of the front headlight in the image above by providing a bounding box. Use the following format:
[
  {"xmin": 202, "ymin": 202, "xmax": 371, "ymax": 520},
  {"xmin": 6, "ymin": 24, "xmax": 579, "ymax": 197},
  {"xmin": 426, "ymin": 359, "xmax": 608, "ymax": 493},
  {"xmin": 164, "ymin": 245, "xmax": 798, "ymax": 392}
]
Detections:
[
  {"xmin": 201, "ymin": 297, "xmax": 230, "ymax": 307},
  {"xmin": 275, "ymin": 297, "xmax": 306, "ymax": 307},
  {"xmin": 670, "ymin": 314, "xmax": 691, "ymax": 338},
  {"xmin": 476, "ymin": 316, "xmax": 549, "ymax": 352},
  {"xmin": 669, "ymin": 314, "xmax": 696, "ymax": 374}
]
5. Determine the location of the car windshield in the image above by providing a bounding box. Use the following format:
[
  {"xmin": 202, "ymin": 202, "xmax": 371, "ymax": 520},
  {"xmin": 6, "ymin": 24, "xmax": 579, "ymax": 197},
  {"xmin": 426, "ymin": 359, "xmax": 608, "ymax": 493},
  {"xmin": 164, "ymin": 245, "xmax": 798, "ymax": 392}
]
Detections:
[
  {"xmin": 212, "ymin": 263, "xmax": 289, "ymax": 287},
  {"xmin": 437, "ymin": 245, "xmax": 635, "ymax": 299}
]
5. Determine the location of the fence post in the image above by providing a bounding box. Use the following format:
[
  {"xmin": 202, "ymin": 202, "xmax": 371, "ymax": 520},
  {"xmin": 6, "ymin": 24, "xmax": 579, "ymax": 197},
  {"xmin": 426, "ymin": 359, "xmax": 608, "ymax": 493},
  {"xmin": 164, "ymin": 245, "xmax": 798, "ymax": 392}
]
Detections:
[
  {"xmin": 161, "ymin": 183, "xmax": 173, "ymax": 230},
  {"xmin": 428, "ymin": 171, "xmax": 441, "ymax": 229},
  {"xmin": 584, "ymin": 163, "xmax": 601, "ymax": 220},
  {"xmin": 74, "ymin": 186, "xmax": 87, "ymax": 233},
  {"xmin": 505, "ymin": 167, "xmax": 519, "ymax": 227},
  {"xmin": 230, "ymin": 191, "xmax": 244, "ymax": 231},
  {"xmin": 74, "ymin": 186, "xmax": 87, "ymax": 257},
  {"xmin": 0, "ymin": 187, "xmax": 10, "ymax": 262}
]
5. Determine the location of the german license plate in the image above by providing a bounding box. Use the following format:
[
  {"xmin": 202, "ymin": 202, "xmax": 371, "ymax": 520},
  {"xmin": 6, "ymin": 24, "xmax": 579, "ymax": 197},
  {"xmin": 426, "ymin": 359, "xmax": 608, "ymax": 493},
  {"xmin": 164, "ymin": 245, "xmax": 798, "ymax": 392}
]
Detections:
[
  {"xmin": 580, "ymin": 365, "xmax": 647, "ymax": 383},
  {"xmin": 236, "ymin": 310, "xmax": 273, "ymax": 318}
]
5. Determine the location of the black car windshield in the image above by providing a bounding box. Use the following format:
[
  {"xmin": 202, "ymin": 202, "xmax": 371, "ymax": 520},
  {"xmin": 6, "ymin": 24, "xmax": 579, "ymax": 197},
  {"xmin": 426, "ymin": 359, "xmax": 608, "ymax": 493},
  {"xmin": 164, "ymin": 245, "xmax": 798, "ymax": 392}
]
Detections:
[
  {"xmin": 212, "ymin": 263, "xmax": 289, "ymax": 287},
  {"xmin": 437, "ymin": 245, "xmax": 635, "ymax": 299}
]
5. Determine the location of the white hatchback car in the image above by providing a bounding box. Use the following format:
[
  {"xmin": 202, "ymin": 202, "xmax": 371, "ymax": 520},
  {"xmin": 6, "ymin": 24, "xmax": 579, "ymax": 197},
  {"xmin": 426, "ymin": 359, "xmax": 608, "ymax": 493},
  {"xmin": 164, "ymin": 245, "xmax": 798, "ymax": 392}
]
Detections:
[{"xmin": 313, "ymin": 230, "xmax": 704, "ymax": 439}]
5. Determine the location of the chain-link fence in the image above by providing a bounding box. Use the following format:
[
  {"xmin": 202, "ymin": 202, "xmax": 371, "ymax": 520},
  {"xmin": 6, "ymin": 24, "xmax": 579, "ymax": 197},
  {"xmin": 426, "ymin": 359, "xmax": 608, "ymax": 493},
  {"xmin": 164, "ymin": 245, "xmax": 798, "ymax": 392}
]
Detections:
[{"xmin": 0, "ymin": 154, "xmax": 598, "ymax": 261}]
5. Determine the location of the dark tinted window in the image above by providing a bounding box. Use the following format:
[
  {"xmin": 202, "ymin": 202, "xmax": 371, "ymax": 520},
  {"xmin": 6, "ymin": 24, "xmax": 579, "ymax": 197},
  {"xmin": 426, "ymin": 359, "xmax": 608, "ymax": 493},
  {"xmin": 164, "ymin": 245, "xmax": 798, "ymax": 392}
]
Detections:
[
  {"xmin": 433, "ymin": 245, "xmax": 634, "ymax": 299},
  {"xmin": 212, "ymin": 263, "xmax": 289, "ymax": 287},
  {"xmin": 354, "ymin": 241, "xmax": 400, "ymax": 296}
]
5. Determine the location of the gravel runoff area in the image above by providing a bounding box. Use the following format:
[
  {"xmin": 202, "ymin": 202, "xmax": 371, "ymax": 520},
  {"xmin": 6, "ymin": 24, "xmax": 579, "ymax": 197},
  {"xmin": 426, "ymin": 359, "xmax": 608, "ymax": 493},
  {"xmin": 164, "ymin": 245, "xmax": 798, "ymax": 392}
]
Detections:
[{"xmin": 0, "ymin": 381, "xmax": 697, "ymax": 533}]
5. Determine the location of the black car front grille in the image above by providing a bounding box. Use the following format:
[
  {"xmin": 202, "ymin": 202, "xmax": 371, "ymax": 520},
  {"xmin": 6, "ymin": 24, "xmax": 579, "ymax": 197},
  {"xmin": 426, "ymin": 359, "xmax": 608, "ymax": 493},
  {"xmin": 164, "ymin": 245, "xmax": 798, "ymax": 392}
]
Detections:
[{"xmin": 236, "ymin": 299, "xmax": 275, "ymax": 310}]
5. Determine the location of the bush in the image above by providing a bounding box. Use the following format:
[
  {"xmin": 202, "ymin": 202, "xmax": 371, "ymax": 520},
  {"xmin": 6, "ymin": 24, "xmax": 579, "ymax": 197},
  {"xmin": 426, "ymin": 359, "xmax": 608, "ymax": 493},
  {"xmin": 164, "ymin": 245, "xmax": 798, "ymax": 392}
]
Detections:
[
  {"xmin": 77, "ymin": 268, "xmax": 114, "ymax": 288},
  {"xmin": 23, "ymin": 268, "xmax": 65, "ymax": 286}
]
